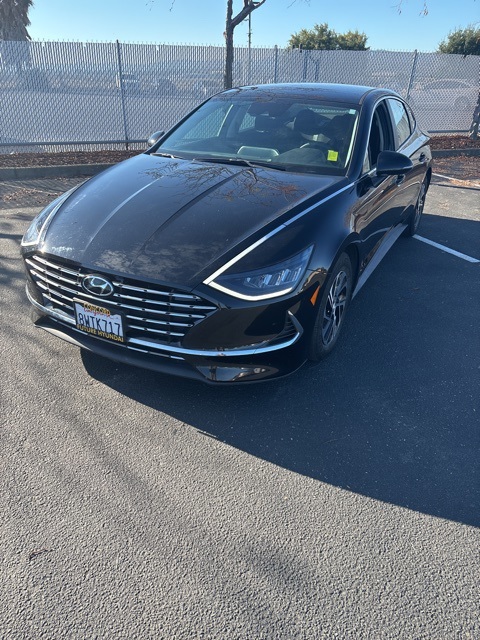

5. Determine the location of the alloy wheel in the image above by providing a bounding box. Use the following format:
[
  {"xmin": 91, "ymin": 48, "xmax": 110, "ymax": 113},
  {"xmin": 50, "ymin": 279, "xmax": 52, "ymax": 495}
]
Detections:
[
  {"xmin": 321, "ymin": 270, "xmax": 349, "ymax": 346},
  {"xmin": 412, "ymin": 182, "xmax": 426, "ymax": 233}
]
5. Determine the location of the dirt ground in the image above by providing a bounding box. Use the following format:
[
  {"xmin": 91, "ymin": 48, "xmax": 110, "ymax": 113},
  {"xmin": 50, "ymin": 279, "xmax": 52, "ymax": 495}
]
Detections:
[
  {"xmin": 431, "ymin": 155, "xmax": 478, "ymax": 181},
  {"xmin": 429, "ymin": 135, "xmax": 480, "ymax": 150},
  {"xmin": 428, "ymin": 135, "xmax": 480, "ymax": 180},
  {"xmin": 0, "ymin": 149, "xmax": 140, "ymax": 168}
]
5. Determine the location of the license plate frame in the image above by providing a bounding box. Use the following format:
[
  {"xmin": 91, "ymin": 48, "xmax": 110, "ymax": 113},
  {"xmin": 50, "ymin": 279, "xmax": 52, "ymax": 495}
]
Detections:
[{"xmin": 74, "ymin": 299, "xmax": 126, "ymax": 344}]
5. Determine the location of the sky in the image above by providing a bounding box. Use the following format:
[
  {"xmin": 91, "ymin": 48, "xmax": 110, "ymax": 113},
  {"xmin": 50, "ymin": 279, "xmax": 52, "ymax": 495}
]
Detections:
[{"xmin": 28, "ymin": 0, "xmax": 479, "ymax": 53}]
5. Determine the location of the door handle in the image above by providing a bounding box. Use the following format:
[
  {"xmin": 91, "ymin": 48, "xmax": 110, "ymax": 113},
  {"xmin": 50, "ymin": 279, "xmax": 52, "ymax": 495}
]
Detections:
[
  {"xmin": 396, "ymin": 174, "xmax": 406, "ymax": 185},
  {"xmin": 419, "ymin": 152, "xmax": 427, "ymax": 163}
]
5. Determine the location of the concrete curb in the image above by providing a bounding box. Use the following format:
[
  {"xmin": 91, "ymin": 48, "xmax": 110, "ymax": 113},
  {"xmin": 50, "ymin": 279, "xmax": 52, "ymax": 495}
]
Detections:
[
  {"xmin": 431, "ymin": 148, "xmax": 480, "ymax": 158},
  {"xmin": 0, "ymin": 163, "xmax": 113, "ymax": 180},
  {"xmin": 0, "ymin": 149, "xmax": 478, "ymax": 181}
]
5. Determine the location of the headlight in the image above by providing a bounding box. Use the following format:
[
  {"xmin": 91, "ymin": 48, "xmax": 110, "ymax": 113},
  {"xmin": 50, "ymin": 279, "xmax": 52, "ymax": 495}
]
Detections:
[
  {"xmin": 21, "ymin": 187, "xmax": 77, "ymax": 247},
  {"xmin": 208, "ymin": 246, "xmax": 313, "ymax": 301}
]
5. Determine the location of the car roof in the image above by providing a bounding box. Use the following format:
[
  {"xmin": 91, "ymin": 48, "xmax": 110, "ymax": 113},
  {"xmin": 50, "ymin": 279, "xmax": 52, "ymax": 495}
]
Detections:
[{"xmin": 223, "ymin": 83, "xmax": 393, "ymax": 105}]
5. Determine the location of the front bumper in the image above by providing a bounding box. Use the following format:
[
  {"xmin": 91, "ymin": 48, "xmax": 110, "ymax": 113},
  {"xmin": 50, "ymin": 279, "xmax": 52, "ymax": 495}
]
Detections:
[{"xmin": 28, "ymin": 289, "xmax": 309, "ymax": 383}]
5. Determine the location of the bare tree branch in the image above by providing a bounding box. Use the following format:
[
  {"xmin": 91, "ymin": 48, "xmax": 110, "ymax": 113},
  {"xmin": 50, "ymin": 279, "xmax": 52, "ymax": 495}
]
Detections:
[
  {"xmin": 395, "ymin": 0, "xmax": 428, "ymax": 16},
  {"xmin": 230, "ymin": 0, "xmax": 267, "ymax": 30}
]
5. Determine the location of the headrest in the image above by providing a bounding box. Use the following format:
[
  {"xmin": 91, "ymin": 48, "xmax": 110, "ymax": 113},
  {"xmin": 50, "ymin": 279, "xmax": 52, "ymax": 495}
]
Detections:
[
  {"xmin": 322, "ymin": 114, "xmax": 355, "ymax": 139},
  {"xmin": 255, "ymin": 114, "xmax": 280, "ymax": 131},
  {"xmin": 293, "ymin": 109, "xmax": 319, "ymax": 135},
  {"xmin": 248, "ymin": 101, "xmax": 290, "ymax": 116}
]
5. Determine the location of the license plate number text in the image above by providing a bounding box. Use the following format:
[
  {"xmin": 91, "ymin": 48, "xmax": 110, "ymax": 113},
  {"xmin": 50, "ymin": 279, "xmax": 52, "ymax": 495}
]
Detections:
[{"xmin": 74, "ymin": 300, "xmax": 125, "ymax": 343}]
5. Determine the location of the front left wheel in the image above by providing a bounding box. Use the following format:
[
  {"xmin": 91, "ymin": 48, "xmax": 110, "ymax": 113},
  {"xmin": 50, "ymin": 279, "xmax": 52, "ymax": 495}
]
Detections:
[
  {"xmin": 404, "ymin": 178, "xmax": 427, "ymax": 237},
  {"xmin": 308, "ymin": 253, "xmax": 353, "ymax": 361}
]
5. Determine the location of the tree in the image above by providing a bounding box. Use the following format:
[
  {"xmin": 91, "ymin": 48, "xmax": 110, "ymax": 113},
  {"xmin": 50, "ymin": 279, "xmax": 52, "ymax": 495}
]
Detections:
[
  {"xmin": 0, "ymin": 0, "xmax": 34, "ymax": 40},
  {"xmin": 224, "ymin": 0, "xmax": 266, "ymax": 89},
  {"xmin": 169, "ymin": 1, "xmax": 311, "ymax": 90},
  {"xmin": 289, "ymin": 23, "xmax": 368, "ymax": 51},
  {"xmin": 438, "ymin": 25, "xmax": 480, "ymax": 56},
  {"xmin": 169, "ymin": 1, "xmax": 269, "ymax": 90},
  {"xmin": 170, "ymin": 1, "xmax": 311, "ymax": 90},
  {"xmin": 337, "ymin": 30, "xmax": 369, "ymax": 51}
]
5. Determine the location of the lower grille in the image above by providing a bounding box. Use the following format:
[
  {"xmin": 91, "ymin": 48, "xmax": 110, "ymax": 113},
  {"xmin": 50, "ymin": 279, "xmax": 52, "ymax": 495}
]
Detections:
[
  {"xmin": 25, "ymin": 253, "xmax": 217, "ymax": 358},
  {"xmin": 267, "ymin": 315, "xmax": 298, "ymax": 347}
]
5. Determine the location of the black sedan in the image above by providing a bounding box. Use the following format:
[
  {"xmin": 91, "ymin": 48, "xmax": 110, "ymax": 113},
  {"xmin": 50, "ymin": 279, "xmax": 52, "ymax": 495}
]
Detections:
[{"xmin": 21, "ymin": 83, "xmax": 432, "ymax": 383}]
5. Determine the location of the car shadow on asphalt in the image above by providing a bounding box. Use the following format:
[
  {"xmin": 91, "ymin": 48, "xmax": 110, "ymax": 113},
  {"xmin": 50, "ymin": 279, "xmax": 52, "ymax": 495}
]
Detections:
[
  {"xmin": 81, "ymin": 220, "xmax": 480, "ymax": 529},
  {"xmin": 417, "ymin": 212, "xmax": 480, "ymax": 259}
]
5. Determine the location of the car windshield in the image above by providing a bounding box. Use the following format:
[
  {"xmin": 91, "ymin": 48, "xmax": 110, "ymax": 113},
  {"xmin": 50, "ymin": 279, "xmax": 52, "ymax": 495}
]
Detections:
[{"xmin": 156, "ymin": 93, "xmax": 359, "ymax": 175}]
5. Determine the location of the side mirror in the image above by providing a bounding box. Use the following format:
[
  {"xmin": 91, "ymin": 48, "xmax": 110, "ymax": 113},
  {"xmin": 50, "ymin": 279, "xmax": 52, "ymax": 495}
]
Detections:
[
  {"xmin": 147, "ymin": 131, "xmax": 165, "ymax": 148},
  {"xmin": 376, "ymin": 150, "xmax": 413, "ymax": 176}
]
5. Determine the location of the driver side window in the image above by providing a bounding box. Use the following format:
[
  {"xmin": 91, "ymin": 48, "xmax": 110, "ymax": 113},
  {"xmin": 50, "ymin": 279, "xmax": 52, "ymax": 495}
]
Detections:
[{"xmin": 363, "ymin": 102, "xmax": 394, "ymax": 173}]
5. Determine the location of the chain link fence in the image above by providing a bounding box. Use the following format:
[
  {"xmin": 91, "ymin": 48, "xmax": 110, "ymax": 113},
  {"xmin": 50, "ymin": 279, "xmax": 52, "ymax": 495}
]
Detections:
[{"xmin": 1, "ymin": 40, "xmax": 479, "ymax": 153}]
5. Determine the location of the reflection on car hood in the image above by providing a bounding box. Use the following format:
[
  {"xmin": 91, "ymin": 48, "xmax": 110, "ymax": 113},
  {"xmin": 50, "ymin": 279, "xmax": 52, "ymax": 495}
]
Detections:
[{"xmin": 42, "ymin": 153, "xmax": 343, "ymax": 287}]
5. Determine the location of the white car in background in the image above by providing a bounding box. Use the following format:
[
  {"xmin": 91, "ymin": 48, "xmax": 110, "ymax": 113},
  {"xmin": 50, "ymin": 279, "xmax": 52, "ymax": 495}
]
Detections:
[{"xmin": 410, "ymin": 79, "xmax": 478, "ymax": 111}]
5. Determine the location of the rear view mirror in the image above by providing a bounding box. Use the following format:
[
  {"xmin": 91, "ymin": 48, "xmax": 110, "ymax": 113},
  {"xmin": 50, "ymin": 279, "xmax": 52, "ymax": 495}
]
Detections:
[{"xmin": 147, "ymin": 131, "xmax": 165, "ymax": 148}]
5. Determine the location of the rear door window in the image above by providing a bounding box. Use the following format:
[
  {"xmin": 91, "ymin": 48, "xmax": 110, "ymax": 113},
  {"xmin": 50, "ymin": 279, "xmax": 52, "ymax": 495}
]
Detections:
[{"xmin": 387, "ymin": 98, "xmax": 412, "ymax": 149}]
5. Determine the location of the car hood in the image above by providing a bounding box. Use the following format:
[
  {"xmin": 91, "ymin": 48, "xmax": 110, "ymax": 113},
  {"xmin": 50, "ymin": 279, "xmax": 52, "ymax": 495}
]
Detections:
[{"xmin": 42, "ymin": 153, "xmax": 344, "ymax": 288}]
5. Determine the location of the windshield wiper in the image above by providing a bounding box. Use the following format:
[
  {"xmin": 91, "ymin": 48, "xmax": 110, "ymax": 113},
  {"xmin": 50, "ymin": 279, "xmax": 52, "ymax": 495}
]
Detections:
[
  {"xmin": 192, "ymin": 156, "xmax": 287, "ymax": 171},
  {"xmin": 249, "ymin": 160, "xmax": 287, "ymax": 171},
  {"xmin": 151, "ymin": 152, "xmax": 183, "ymax": 159}
]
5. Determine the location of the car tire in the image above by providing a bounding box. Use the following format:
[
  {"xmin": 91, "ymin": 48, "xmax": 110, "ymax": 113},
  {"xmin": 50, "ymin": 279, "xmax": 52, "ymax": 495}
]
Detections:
[
  {"xmin": 404, "ymin": 178, "xmax": 427, "ymax": 237},
  {"xmin": 308, "ymin": 253, "xmax": 353, "ymax": 361}
]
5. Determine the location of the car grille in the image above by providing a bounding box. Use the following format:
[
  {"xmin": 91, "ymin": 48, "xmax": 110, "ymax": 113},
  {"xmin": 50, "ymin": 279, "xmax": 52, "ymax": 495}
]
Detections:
[{"xmin": 25, "ymin": 253, "xmax": 218, "ymax": 359}]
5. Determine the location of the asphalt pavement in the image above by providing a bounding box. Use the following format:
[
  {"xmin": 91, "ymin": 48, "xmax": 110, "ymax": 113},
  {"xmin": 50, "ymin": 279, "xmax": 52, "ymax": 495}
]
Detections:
[{"xmin": 0, "ymin": 172, "xmax": 479, "ymax": 638}]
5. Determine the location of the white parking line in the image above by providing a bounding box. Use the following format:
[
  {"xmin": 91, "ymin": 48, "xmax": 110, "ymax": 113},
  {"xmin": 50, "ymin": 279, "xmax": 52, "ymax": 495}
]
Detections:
[
  {"xmin": 433, "ymin": 172, "xmax": 458, "ymax": 181},
  {"xmin": 353, "ymin": 225, "xmax": 479, "ymax": 300},
  {"xmin": 413, "ymin": 234, "xmax": 480, "ymax": 263},
  {"xmin": 433, "ymin": 173, "xmax": 480, "ymax": 188}
]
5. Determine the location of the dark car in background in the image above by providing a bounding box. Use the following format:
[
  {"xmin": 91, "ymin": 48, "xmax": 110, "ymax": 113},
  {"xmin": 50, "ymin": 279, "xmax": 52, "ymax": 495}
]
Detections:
[{"xmin": 21, "ymin": 83, "xmax": 431, "ymax": 383}]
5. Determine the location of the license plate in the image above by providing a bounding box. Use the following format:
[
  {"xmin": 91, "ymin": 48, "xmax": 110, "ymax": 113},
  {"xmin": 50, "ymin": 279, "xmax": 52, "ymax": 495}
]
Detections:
[{"xmin": 74, "ymin": 299, "xmax": 125, "ymax": 343}]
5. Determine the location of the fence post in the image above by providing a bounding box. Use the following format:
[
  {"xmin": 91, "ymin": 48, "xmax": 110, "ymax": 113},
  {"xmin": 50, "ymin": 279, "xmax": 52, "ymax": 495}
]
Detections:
[
  {"xmin": 273, "ymin": 45, "xmax": 278, "ymax": 83},
  {"xmin": 468, "ymin": 57, "xmax": 480, "ymax": 139},
  {"xmin": 115, "ymin": 39, "xmax": 129, "ymax": 150},
  {"xmin": 406, "ymin": 49, "xmax": 419, "ymax": 102},
  {"xmin": 302, "ymin": 49, "xmax": 308, "ymax": 82}
]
